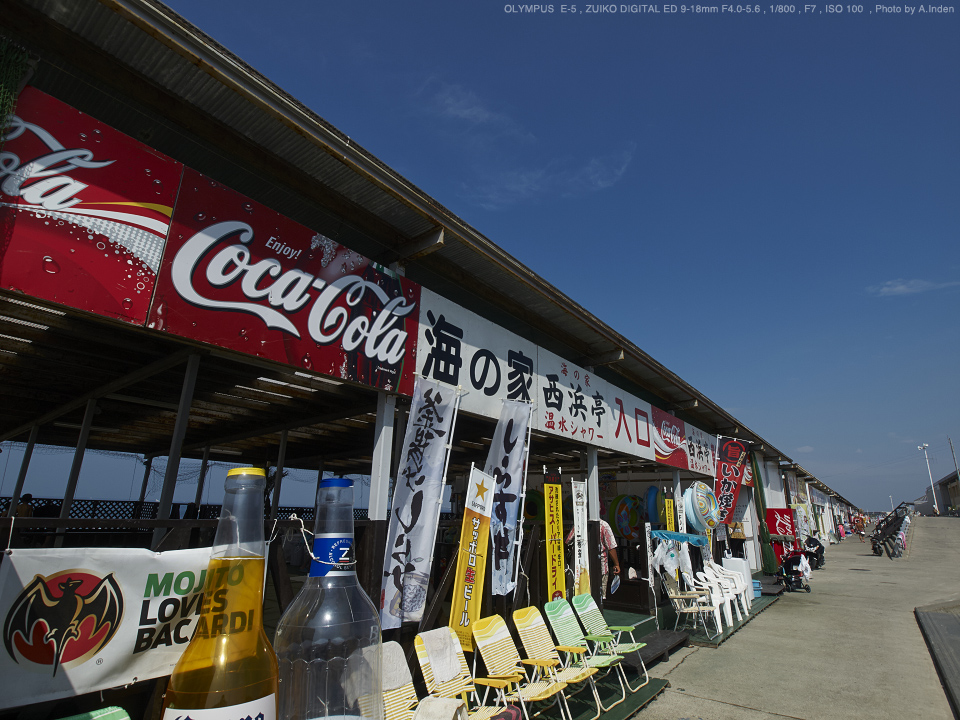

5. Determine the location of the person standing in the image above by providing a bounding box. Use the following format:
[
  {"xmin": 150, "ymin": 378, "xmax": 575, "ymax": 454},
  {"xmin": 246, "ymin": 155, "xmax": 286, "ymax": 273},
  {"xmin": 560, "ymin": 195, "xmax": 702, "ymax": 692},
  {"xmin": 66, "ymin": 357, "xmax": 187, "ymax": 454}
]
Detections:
[{"xmin": 599, "ymin": 518, "xmax": 620, "ymax": 598}]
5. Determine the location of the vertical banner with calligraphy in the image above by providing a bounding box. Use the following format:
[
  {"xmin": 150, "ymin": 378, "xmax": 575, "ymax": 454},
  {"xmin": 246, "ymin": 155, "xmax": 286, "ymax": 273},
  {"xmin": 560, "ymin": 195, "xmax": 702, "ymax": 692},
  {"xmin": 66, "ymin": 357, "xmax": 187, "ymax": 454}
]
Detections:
[
  {"xmin": 486, "ymin": 400, "xmax": 532, "ymax": 596},
  {"xmin": 766, "ymin": 508, "xmax": 798, "ymax": 566},
  {"xmin": 715, "ymin": 438, "xmax": 749, "ymax": 524},
  {"xmin": 544, "ymin": 479, "xmax": 565, "ymax": 601},
  {"xmin": 570, "ymin": 480, "xmax": 590, "ymax": 596},
  {"xmin": 665, "ymin": 498, "xmax": 676, "ymax": 533},
  {"xmin": 380, "ymin": 377, "xmax": 458, "ymax": 629},
  {"xmin": 448, "ymin": 467, "xmax": 495, "ymax": 651}
]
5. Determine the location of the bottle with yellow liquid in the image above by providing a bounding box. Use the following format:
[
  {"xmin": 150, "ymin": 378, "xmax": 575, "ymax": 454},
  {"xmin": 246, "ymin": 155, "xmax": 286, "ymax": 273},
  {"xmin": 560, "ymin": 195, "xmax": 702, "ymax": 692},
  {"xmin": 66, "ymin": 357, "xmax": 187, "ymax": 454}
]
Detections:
[{"xmin": 161, "ymin": 467, "xmax": 279, "ymax": 720}]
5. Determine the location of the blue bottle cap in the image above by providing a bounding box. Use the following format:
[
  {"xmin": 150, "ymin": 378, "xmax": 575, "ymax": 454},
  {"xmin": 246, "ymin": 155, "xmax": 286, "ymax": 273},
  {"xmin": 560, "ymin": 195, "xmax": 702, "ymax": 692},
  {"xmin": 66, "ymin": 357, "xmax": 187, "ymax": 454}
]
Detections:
[{"xmin": 319, "ymin": 477, "xmax": 353, "ymax": 488}]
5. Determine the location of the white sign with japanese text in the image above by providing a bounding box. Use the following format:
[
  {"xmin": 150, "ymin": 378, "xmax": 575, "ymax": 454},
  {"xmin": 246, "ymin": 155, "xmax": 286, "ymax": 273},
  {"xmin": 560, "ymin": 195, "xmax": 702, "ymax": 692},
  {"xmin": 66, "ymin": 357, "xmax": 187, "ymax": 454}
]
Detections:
[{"xmin": 380, "ymin": 376, "xmax": 459, "ymax": 629}]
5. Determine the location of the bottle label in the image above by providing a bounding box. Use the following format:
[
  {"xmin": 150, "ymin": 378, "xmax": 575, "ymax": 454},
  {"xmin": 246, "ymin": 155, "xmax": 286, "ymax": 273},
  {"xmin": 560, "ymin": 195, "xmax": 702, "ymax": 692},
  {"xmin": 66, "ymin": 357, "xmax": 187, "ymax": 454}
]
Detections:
[
  {"xmin": 162, "ymin": 693, "xmax": 276, "ymax": 720},
  {"xmin": 310, "ymin": 533, "xmax": 355, "ymax": 577}
]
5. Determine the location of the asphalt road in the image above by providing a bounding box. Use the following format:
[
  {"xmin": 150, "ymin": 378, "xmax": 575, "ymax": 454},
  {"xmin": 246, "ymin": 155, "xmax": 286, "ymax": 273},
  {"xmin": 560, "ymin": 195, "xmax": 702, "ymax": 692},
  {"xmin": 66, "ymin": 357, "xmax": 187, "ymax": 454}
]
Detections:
[{"xmin": 639, "ymin": 516, "xmax": 959, "ymax": 720}]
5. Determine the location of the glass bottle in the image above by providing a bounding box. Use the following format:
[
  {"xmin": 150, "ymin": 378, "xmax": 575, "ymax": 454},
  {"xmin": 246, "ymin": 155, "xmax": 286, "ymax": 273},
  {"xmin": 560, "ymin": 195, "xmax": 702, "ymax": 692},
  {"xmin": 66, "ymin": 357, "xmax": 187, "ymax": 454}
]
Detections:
[
  {"xmin": 161, "ymin": 467, "xmax": 279, "ymax": 720},
  {"xmin": 274, "ymin": 477, "xmax": 383, "ymax": 720}
]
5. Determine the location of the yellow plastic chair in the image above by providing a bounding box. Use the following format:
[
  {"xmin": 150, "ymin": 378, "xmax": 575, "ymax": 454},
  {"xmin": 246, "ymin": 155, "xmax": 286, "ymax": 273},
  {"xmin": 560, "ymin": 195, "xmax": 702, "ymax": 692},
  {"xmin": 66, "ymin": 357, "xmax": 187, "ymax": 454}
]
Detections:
[
  {"xmin": 513, "ymin": 606, "xmax": 603, "ymax": 720},
  {"xmin": 415, "ymin": 626, "xmax": 511, "ymax": 720},
  {"xmin": 472, "ymin": 614, "xmax": 569, "ymax": 720}
]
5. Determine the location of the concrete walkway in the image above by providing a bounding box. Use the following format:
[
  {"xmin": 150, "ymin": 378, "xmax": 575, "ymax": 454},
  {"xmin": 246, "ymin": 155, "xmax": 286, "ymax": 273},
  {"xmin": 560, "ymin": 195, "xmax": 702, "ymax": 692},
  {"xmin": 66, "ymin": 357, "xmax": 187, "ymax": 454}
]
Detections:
[{"xmin": 638, "ymin": 516, "xmax": 960, "ymax": 720}]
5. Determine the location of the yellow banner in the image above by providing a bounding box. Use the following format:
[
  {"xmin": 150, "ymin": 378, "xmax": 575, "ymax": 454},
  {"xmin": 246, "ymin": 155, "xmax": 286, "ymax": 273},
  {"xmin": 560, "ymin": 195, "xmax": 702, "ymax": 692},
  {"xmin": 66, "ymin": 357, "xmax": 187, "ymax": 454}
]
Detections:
[
  {"xmin": 449, "ymin": 467, "xmax": 495, "ymax": 651},
  {"xmin": 544, "ymin": 482, "xmax": 565, "ymax": 601},
  {"xmin": 665, "ymin": 498, "xmax": 676, "ymax": 532}
]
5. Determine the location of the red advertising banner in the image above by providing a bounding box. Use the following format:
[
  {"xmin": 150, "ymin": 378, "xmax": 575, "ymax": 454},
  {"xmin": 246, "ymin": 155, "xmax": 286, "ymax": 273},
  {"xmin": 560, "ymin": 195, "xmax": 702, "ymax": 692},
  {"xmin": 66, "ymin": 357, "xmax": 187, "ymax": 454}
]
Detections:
[
  {"xmin": 651, "ymin": 406, "xmax": 687, "ymax": 469},
  {"xmin": 715, "ymin": 438, "xmax": 749, "ymax": 524},
  {"xmin": 0, "ymin": 87, "xmax": 182, "ymax": 325},
  {"xmin": 766, "ymin": 507, "xmax": 798, "ymax": 565},
  {"xmin": 149, "ymin": 168, "xmax": 420, "ymax": 394}
]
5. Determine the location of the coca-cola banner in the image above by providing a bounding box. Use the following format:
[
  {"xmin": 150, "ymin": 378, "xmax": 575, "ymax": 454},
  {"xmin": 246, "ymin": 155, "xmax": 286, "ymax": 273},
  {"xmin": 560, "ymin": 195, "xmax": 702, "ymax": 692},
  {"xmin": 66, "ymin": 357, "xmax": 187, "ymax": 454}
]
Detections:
[
  {"xmin": 0, "ymin": 87, "xmax": 182, "ymax": 325},
  {"xmin": 651, "ymin": 406, "xmax": 717, "ymax": 474},
  {"xmin": 766, "ymin": 507, "xmax": 798, "ymax": 565},
  {"xmin": 715, "ymin": 438, "xmax": 749, "ymax": 524},
  {"xmin": 149, "ymin": 168, "xmax": 420, "ymax": 394}
]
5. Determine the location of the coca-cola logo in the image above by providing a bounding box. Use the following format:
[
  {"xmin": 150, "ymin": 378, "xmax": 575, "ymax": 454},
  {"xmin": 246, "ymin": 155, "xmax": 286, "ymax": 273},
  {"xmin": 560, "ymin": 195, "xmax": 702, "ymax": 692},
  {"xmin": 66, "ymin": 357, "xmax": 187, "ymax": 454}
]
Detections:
[
  {"xmin": 170, "ymin": 221, "xmax": 416, "ymax": 364},
  {"xmin": 1, "ymin": 115, "xmax": 114, "ymax": 210},
  {"xmin": 660, "ymin": 421, "xmax": 682, "ymax": 449},
  {"xmin": 772, "ymin": 512, "xmax": 793, "ymax": 536}
]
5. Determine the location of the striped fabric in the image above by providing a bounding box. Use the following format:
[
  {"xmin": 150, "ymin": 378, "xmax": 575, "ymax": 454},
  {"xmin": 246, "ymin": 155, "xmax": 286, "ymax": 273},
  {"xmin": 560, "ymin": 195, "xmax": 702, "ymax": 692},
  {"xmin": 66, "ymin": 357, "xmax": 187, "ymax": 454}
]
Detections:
[
  {"xmin": 382, "ymin": 641, "xmax": 419, "ymax": 720},
  {"xmin": 570, "ymin": 595, "xmax": 646, "ymax": 654},
  {"xmin": 414, "ymin": 627, "xmax": 506, "ymax": 720},
  {"xmin": 472, "ymin": 615, "xmax": 568, "ymax": 709},
  {"xmin": 513, "ymin": 607, "xmax": 597, "ymax": 685}
]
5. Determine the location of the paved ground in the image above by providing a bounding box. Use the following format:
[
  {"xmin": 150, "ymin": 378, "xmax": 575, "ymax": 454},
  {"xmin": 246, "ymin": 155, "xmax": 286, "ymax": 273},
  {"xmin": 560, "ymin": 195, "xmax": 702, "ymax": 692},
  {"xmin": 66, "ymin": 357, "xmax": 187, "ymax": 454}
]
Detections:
[{"xmin": 638, "ymin": 516, "xmax": 960, "ymax": 720}]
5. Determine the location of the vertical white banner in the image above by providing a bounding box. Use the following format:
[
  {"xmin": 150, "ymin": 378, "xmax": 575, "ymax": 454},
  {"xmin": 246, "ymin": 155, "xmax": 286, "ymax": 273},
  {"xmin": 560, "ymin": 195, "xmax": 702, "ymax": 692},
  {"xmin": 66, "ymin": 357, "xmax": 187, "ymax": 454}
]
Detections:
[
  {"xmin": 380, "ymin": 377, "xmax": 458, "ymax": 629},
  {"xmin": 486, "ymin": 399, "xmax": 531, "ymax": 596},
  {"xmin": 571, "ymin": 480, "xmax": 590, "ymax": 596}
]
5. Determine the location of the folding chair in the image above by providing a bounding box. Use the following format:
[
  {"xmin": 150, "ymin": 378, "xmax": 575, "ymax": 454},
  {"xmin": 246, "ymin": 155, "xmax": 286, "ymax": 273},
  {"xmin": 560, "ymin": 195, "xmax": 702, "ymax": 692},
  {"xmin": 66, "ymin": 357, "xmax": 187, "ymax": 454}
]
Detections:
[
  {"xmin": 660, "ymin": 571, "xmax": 720, "ymax": 640},
  {"xmin": 414, "ymin": 626, "xmax": 511, "ymax": 720},
  {"xmin": 472, "ymin": 614, "xmax": 570, "ymax": 720},
  {"xmin": 513, "ymin": 606, "xmax": 602, "ymax": 720},
  {"xmin": 383, "ymin": 640, "xmax": 424, "ymax": 720},
  {"xmin": 569, "ymin": 594, "xmax": 648, "ymax": 691},
  {"xmin": 543, "ymin": 598, "xmax": 627, "ymax": 710}
]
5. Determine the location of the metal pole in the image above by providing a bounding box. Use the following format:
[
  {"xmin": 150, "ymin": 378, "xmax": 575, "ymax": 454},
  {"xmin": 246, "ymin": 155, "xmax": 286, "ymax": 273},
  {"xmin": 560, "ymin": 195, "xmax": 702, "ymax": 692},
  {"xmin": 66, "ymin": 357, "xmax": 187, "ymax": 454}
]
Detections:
[
  {"xmin": 7, "ymin": 425, "xmax": 38, "ymax": 518},
  {"xmin": 138, "ymin": 457, "xmax": 153, "ymax": 503},
  {"xmin": 949, "ymin": 438, "xmax": 960, "ymax": 508},
  {"xmin": 194, "ymin": 446, "xmax": 211, "ymax": 508},
  {"xmin": 154, "ymin": 354, "xmax": 201, "ymax": 547},
  {"xmin": 270, "ymin": 430, "xmax": 288, "ymax": 521},
  {"xmin": 60, "ymin": 399, "xmax": 97, "ymax": 520},
  {"xmin": 919, "ymin": 443, "xmax": 938, "ymax": 514}
]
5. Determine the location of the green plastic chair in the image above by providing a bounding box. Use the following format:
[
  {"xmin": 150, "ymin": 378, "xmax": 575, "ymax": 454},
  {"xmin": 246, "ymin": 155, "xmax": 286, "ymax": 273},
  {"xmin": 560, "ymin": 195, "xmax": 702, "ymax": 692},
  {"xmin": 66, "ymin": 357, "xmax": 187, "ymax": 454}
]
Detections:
[
  {"xmin": 543, "ymin": 598, "xmax": 627, "ymax": 708},
  {"xmin": 570, "ymin": 594, "xmax": 649, "ymax": 691}
]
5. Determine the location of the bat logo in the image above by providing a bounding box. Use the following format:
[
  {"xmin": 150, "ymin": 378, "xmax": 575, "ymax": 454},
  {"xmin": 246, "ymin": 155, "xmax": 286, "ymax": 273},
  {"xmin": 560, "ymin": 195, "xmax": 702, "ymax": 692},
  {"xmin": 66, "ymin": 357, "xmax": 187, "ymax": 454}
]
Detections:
[{"xmin": 3, "ymin": 569, "xmax": 124, "ymax": 676}]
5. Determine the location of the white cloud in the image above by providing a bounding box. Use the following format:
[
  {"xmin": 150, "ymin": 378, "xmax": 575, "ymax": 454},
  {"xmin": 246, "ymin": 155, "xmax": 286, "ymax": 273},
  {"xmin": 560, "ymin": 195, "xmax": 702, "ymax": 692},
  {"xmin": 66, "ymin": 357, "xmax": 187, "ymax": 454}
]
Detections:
[
  {"xmin": 868, "ymin": 278, "xmax": 960, "ymax": 296},
  {"xmin": 795, "ymin": 446, "xmax": 815, "ymax": 454},
  {"xmin": 465, "ymin": 143, "xmax": 636, "ymax": 210}
]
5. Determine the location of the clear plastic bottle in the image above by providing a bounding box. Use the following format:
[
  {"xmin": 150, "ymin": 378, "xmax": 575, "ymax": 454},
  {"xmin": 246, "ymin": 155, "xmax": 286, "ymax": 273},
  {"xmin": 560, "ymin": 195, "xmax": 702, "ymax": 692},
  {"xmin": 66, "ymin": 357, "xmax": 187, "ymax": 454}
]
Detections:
[
  {"xmin": 162, "ymin": 467, "xmax": 279, "ymax": 720},
  {"xmin": 274, "ymin": 478, "xmax": 383, "ymax": 720}
]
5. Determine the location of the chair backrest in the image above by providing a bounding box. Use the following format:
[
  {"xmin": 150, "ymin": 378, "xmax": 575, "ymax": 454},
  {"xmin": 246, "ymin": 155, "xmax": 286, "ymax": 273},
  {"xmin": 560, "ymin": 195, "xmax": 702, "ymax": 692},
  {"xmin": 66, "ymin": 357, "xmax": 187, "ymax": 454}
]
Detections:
[
  {"xmin": 473, "ymin": 614, "xmax": 523, "ymax": 676},
  {"xmin": 570, "ymin": 594, "xmax": 608, "ymax": 638},
  {"xmin": 544, "ymin": 598, "xmax": 588, "ymax": 648},
  {"xmin": 383, "ymin": 641, "xmax": 419, "ymax": 720},
  {"xmin": 512, "ymin": 606, "xmax": 559, "ymax": 662},
  {"xmin": 415, "ymin": 627, "xmax": 474, "ymax": 698}
]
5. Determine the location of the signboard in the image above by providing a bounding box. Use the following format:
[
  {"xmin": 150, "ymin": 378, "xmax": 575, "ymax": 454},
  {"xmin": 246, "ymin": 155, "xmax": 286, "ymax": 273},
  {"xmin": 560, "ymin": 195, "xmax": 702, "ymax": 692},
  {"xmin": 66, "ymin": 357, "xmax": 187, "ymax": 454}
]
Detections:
[
  {"xmin": 715, "ymin": 438, "xmax": 749, "ymax": 524},
  {"xmin": 0, "ymin": 546, "xmax": 210, "ymax": 709},
  {"xmin": 0, "ymin": 87, "xmax": 182, "ymax": 325},
  {"xmin": 486, "ymin": 399, "xmax": 532, "ymax": 596},
  {"xmin": 149, "ymin": 167, "xmax": 420, "ymax": 394},
  {"xmin": 543, "ymin": 481, "xmax": 565, "ymax": 601},
  {"xmin": 766, "ymin": 508, "xmax": 797, "ymax": 565},
  {"xmin": 570, "ymin": 480, "xmax": 590, "ymax": 596},
  {"xmin": 380, "ymin": 377, "xmax": 458, "ymax": 628},
  {"xmin": 449, "ymin": 467, "xmax": 495, "ymax": 651}
]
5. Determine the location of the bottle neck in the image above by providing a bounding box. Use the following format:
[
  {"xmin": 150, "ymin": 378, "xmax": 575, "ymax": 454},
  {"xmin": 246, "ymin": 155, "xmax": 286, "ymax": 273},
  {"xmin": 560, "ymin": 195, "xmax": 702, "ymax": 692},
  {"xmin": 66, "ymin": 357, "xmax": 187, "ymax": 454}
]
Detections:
[
  {"xmin": 213, "ymin": 474, "xmax": 266, "ymax": 559},
  {"xmin": 309, "ymin": 482, "xmax": 356, "ymax": 578}
]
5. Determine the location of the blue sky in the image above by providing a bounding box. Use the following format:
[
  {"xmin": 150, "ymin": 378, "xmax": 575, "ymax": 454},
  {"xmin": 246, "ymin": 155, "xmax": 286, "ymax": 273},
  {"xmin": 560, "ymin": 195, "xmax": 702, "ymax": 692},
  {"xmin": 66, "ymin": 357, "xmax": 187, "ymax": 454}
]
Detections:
[{"xmin": 2, "ymin": 2, "xmax": 957, "ymax": 511}]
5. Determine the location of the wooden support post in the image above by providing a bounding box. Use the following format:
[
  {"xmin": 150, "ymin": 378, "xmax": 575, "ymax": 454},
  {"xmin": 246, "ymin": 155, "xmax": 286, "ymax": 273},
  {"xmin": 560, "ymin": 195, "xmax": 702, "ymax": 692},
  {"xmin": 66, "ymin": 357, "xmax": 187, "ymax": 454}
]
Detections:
[
  {"xmin": 60, "ymin": 398, "xmax": 97, "ymax": 521},
  {"xmin": 270, "ymin": 430, "xmax": 288, "ymax": 521}
]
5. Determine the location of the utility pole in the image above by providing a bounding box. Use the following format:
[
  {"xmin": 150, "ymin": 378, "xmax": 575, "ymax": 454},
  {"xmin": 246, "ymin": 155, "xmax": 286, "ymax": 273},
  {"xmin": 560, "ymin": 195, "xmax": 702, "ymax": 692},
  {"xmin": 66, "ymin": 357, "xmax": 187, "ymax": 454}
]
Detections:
[{"xmin": 918, "ymin": 443, "xmax": 938, "ymax": 515}]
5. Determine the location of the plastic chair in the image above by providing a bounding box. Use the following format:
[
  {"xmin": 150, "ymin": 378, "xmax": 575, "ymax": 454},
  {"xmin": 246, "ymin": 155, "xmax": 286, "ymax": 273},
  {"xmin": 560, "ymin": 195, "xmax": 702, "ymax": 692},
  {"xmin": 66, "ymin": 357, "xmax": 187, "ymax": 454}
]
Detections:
[
  {"xmin": 414, "ymin": 626, "xmax": 511, "ymax": 720},
  {"xmin": 513, "ymin": 606, "xmax": 602, "ymax": 720},
  {"xmin": 543, "ymin": 597, "xmax": 627, "ymax": 710},
  {"xmin": 472, "ymin": 614, "xmax": 570, "ymax": 720},
  {"xmin": 660, "ymin": 571, "xmax": 721, "ymax": 640},
  {"xmin": 569, "ymin": 594, "xmax": 649, "ymax": 691}
]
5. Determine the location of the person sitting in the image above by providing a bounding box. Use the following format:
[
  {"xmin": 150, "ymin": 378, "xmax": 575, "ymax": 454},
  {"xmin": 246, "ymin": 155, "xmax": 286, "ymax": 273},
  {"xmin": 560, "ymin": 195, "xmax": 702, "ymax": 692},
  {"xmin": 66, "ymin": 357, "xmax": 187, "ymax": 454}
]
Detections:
[{"xmin": 15, "ymin": 494, "xmax": 34, "ymax": 518}]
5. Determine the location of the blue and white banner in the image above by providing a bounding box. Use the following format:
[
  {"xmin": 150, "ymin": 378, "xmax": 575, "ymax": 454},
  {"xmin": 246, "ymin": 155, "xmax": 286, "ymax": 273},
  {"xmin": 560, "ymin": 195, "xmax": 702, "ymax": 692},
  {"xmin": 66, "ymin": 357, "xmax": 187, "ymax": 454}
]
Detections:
[
  {"xmin": 486, "ymin": 399, "xmax": 531, "ymax": 596},
  {"xmin": 380, "ymin": 376, "xmax": 459, "ymax": 629}
]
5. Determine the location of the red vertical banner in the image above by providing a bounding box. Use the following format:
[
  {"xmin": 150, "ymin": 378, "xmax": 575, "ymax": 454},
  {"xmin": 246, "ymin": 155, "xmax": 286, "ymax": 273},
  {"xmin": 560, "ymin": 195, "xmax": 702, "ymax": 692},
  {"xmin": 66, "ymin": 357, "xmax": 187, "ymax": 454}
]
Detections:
[
  {"xmin": 766, "ymin": 508, "xmax": 798, "ymax": 565},
  {"xmin": 0, "ymin": 87, "xmax": 182, "ymax": 325},
  {"xmin": 715, "ymin": 439, "xmax": 748, "ymax": 524}
]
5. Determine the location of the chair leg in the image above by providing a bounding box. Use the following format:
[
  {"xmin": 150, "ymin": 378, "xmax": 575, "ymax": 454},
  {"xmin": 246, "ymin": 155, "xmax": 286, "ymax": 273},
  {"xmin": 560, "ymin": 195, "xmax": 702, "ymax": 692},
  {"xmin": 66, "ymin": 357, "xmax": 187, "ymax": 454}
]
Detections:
[{"xmin": 597, "ymin": 665, "xmax": 627, "ymax": 711}]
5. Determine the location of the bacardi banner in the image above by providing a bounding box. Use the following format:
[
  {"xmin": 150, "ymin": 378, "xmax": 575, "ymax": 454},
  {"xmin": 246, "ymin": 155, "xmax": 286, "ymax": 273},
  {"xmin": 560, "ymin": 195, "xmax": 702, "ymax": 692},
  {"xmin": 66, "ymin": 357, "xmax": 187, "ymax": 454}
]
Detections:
[
  {"xmin": 715, "ymin": 438, "xmax": 749, "ymax": 524},
  {"xmin": 0, "ymin": 87, "xmax": 182, "ymax": 325},
  {"xmin": 486, "ymin": 399, "xmax": 531, "ymax": 596},
  {"xmin": 0, "ymin": 546, "xmax": 210, "ymax": 709},
  {"xmin": 570, "ymin": 480, "xmax": 590, "ymax": 596},
  {"xmin": 150, "ymin": 167, "xmax": 420, "ymax": 395},
  {"xmin": 448, "ymin": 466, "xmax": 495, "ymax": 651},
  {"xmin": 544, "ymin": 480, "xmax": 565, "ymax": 601},
  {"xmin": 381, "ymin": 377, "xmax": 459, "ymax": 629}
]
